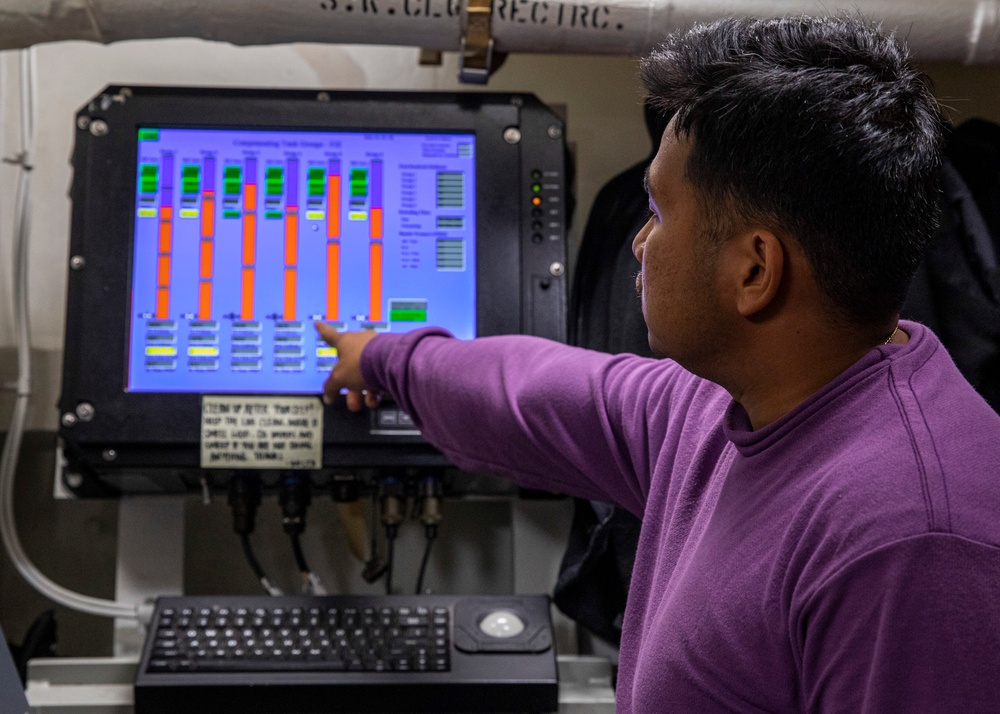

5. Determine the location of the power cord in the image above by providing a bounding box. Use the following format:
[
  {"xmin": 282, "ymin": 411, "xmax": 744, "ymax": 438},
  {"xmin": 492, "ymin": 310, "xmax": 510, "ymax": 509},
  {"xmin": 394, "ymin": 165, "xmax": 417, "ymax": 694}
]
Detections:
[
  {"xmin": 415, "ymin": 475, "xmax": 443, "ymax": 594},
  {"xmin": 378, "ymin": 475, "xmax": 405, "ymax": 595},
  {"xmin": 360, "ymin": 488, "xmax": 388, "ymax": 584},
  {"xmin": 228, "ymin": 475, "xmax": 282, "ymax": 596},
  {"xmin": 278, "ymin": 473, "xmax": 325, "ymax": 594}
]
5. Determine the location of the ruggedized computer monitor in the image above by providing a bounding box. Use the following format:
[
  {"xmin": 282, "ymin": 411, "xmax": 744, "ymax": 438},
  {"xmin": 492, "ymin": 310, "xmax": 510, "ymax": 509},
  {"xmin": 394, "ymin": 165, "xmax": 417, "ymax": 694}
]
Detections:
[{"xmin": 58, "ymin": 87, "xmax": 568, "ymax": 494}]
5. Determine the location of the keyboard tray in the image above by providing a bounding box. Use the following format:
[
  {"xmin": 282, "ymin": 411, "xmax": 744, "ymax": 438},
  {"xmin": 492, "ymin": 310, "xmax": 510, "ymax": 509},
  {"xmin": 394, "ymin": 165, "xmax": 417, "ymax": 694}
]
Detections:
[{"xmin": 134, "ymin": 594, "xmax": 558, "ymax": 714}]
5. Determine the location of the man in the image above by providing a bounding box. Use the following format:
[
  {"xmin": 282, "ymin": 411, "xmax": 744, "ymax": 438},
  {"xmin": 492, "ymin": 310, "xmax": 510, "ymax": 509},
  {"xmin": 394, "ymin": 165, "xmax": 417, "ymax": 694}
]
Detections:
[{"xmin": 318, "ymin": 16, "xmax": 1000, "ymax": 713}]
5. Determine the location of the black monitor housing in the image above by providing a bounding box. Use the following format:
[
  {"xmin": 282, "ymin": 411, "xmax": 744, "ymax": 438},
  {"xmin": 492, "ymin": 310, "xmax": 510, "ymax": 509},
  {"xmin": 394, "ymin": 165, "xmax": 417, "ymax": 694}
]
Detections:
[{"xmin": 58, "ymin": 87, "xmax": 568, "ymax": 495}]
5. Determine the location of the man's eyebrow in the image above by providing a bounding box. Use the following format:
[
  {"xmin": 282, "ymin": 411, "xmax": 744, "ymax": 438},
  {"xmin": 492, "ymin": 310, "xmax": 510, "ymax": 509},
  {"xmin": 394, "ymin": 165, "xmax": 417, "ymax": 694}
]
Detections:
[{"xmin": 642, "ymin": 166, "xmax": 651, "ymax": 195}]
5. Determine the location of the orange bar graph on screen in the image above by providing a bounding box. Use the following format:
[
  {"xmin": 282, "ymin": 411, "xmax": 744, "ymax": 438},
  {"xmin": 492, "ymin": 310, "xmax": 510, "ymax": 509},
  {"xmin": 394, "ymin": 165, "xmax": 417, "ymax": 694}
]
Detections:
[
  {"xmin": 369, "ymin": 242, "xmax": 383, "ymax": 322},
  {"xmin": 201, "ymin": 193, "xmax": 215, "ymax": 238},
  {"xmin": 327, "ymin": 241, "xmax": 340, "ymax": 320},
  {"xmin": 284, "ymin": 268, "xmax": 297, "ymax": 321},
  {"xmin": 327, "ymin": 174, "xmax": 341, "ymax": 238},
  {"xmin": 241, "ymin": 160, "xmax": 258, "ymax": 320},
  {"xmin": 156, "ymin": 288, "xmax": 169, "ymax": 319},
  {"xmin": 285, "ymin": 212, "xmax": 298, "ymax": 266},
  {"xmin": 370, "ymin": 207, "xmax": 383, "ymax": 239},
  {"xmin": 158, "ymin": 211, "xmax": 172, "ymax": 254},
  {"xmin": 155, "ymin": 216, "xmax": 172, "ymax": 319},
  {"xmin": 199, "ymin": 240, "xmax": 213, "ymax": 279},
  {"xmin": 198, "ymin": 281, "xmax": 212, "ymax": 320},
  {"xmin": 241, "ymin": 268, "xmax": 254, "ymax": 320},
  {"xmin": 157, "ymin": 255, "xmax": 171, "ymax": 287},
  {"xmin": 242, "ymin": 213, "xmax": 256, "ymax": 265}
]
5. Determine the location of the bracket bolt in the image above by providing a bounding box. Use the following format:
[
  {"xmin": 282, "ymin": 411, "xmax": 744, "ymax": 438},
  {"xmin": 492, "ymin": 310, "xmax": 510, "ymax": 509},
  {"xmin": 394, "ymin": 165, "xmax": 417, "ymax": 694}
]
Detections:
[
  {"xmin": 102, "ymin": 449, "xmax": 117, "ymax": 462},
  {"xmin": 548, "ymin": 125, "xmax": 563, "ymax": 139},
  {"xmin": 90, "ymin": 120, "xmax": 109, "ymax": 137},
  {"xmin": 61, "ymin": 413, "xmax": 77, "ymax": 428},
  {"xmin": 549, "ymin": 262, "xmax": 565, "ymax": 277},
  {"xmin": 75, "ymin": 402, "xmax": 95, "ymax": 422},
  {"xmin": 70, "ymin": 255, "xmax": 86, "ymax": 270}
]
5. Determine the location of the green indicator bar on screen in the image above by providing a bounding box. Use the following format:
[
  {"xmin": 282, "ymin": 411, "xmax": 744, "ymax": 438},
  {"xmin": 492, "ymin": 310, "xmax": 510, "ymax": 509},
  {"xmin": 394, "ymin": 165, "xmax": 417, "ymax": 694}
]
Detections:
[
  {"xmin": 181, "ymin": 164, "xmax": 201, "ymax": 194},
  {"xmin": 264, "ymin": 210, "xmax": 282, "ymax": 219},
  {"xmin": 139, "ymin": 163, "xmax": 159, "ymax": 194},
  {"xmin": 389, "ymin": 300, "xmax": 428, "ymax": 323},
  {"xmin": 222, "ymin": 210, "xmax": 240, "ymax": 219},
  {"xmin": 307, "ymin": 167, "xmax": 325, "ymax": 197},
  {"xmin": 265, "ymin": 166, "xmax": 284, "ymax": 196},
  {"xmin": 389, "ymin": 309, "xmax": 428, "ymax": 322},
  {"xmin": 349, "ymin": 168, "xmax": 368, "ymax": 197},
  {"xmin": 138, "ymin": 128, "xmax": 160, "ymax": 141},
  {"xmin": 223, "ymin": 165, "xmax": 242, "ymax": 195}
]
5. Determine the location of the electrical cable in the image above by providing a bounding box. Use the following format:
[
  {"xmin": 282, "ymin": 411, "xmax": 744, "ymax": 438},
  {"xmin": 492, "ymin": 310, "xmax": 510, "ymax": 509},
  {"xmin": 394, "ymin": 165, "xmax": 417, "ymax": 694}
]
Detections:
[
  {"xmin": 415, "ymin": 525, "xmax": 437, "ymax": 595},
  {"xmin": 289, "ymin": 532, "xmax": 310, "ymax": 574},
  {"xmin": 239, "ymin": 534, "xmax": 268, "ymax": 583},
  {"xmin": 414, "ymin": 475, "xmax": 442, "ymax": 594},
  {"xmin": 228, "ymin": 475, "xmax": 282, "ymax": 596},
  {"xmin": 385, "ymin": 532, "xmax": 396, "ymax": 596},
  {"xmin": 0, "ymin": 49, "xmax": 140, "ymax": 620},
  {"xmin": 278, "ymin": 473, "xmax": 326, "ymax": 594},
  {"xmin": 360, "ymin": 488, "xmax": 387, "ymax": 583},
  {"xmin": 378, "ymin": 475, "xmax": 404, "ymax": 595}
]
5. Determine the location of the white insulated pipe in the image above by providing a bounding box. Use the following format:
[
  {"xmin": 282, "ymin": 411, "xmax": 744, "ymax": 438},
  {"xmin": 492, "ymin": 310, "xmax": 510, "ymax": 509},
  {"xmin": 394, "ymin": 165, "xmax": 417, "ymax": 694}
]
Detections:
[{"xmin": 0, "ymin": 0, "xmax": 999, "ymax": 61}]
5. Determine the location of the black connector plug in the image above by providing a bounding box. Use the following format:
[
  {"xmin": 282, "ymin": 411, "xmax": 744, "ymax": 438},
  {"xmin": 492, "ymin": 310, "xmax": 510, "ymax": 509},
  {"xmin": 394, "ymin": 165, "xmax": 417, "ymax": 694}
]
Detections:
[
  {"xmin": 278, "ymin": 473, "xmax": 312, "ymax": 536},
  {"xmin": 228, "ymin": 474, "xmax": 262, "ymax": 535},
  {"xmin": 228, "ymin": 474, "xmax": 282, "ymax": 596},
  {"xmin": 378, "ymin": 475, "xmax": 405, "ymax": 539}
]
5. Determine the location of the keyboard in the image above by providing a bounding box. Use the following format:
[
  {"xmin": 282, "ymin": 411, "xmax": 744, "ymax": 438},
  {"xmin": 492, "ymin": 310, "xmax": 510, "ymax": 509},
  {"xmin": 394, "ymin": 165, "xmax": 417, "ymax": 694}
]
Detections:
[{"xmin": 135, "ymin": 594, "xmax": 559, "ymax": 714}]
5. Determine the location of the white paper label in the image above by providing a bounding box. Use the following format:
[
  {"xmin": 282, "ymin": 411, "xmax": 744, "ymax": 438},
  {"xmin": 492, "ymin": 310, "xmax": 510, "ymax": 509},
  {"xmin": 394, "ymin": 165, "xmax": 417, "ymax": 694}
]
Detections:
[{"xmin": 200, "ymin": 395, "xmax": 323, "ymax": 469}]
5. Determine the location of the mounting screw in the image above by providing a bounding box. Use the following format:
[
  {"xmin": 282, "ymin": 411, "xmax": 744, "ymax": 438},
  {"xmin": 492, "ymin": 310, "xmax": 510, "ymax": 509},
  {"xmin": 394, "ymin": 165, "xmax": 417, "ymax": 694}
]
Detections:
[
  {"xmin": 90, "ymin": 119, "xmax": 109, "ymax": 137},
  {"xmin": 76, "ymin": 116, "xmax": 91, "ymax": 131},
  {"xmin": 119, "ymin": 87, "xmax": 133, "ymax": 98},
  {"xmin": 70, "ymin": 255, "xmax": 86, "ymax": 270},
  {"xmin": 503, "ymin": 127, "xmax": 522, "ymax": 145},
  {"xmin": 547, "ymin": 124, "xmax": 563, "ymax": 139},
  {"xmin": 549, "ymin": 262, "xmax": 565, "ymax": 277},
  {"xmin": 102, "ymin": 449, "xmax": 117, "ymax": 462},
  {"xmin": 510, "ymin": 96, "xmax": 524, "ymax": 107},
  {"xmin": 65, "ymin": 472, "xmax": 84, "ymax": 489},
  {"xmin": 317, "ymin": 91, "xmax": 331, "ymax": 102},
  {"xmin": 61, "ymin": 413, "xmax": 77, "ymax": 428},
  {"xmin": 76, "ymin": 402, "xmax": 95, "ymax": 422}
]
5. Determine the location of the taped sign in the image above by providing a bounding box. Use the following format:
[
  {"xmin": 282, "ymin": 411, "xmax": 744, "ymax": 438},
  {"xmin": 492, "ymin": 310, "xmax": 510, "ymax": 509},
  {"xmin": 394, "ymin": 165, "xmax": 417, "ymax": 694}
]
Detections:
[{"xmin": 201, "ymin": 395, "xmax": 323, "ymax": 469}]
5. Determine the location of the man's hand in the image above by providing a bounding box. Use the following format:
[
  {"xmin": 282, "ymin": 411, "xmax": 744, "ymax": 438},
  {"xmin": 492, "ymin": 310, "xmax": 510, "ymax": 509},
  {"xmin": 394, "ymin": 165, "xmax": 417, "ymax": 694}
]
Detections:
[{"xmin": 315, "ymin": 322, "xmax": 381, "ymax": 412}]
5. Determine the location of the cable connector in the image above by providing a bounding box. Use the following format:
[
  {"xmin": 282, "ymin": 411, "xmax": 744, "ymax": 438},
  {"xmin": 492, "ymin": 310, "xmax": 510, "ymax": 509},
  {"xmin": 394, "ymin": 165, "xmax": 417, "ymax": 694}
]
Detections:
[
  {"xmin": 278, "ymin": 473, "xmax": 311, "ymax": 536},
  {"xmin": 228, "ymin": 474, "xmax": 261, "ymax": 535},
  {"xmin": 417, "ymin": 475, "xmax": 443, "ymax": 530},
  {"xmin": 378, "ymin": 475, "xmax": 405, "ymax": 540}
]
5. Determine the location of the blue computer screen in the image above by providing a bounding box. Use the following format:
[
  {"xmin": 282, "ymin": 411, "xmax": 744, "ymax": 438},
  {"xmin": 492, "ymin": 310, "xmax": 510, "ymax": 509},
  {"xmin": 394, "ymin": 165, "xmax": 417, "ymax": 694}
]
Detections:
[{"xmin": 127, "ymin": 127, "xmax": 476, "ymax": 393}]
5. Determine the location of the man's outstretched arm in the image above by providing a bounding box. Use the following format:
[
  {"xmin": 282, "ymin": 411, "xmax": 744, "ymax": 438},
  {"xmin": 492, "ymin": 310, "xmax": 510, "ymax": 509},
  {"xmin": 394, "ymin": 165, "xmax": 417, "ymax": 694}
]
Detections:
[{"xmin": 315, "ymin": 324, "xmax": 712, "ymax": 515}]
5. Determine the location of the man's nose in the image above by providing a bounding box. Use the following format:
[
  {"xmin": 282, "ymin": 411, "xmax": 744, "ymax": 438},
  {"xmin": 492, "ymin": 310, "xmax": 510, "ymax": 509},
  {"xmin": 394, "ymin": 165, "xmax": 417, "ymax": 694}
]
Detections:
[{"xmin": 632, "ymin": 221, "xmax": 650, "ymax": 262}]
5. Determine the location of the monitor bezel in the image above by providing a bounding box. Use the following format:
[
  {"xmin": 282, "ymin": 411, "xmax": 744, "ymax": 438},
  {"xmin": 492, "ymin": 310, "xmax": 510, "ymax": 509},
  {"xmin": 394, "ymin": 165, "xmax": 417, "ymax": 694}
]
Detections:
[{"xmin": 59, "ymin": 87, "xmax": 566, "ymax": 477}]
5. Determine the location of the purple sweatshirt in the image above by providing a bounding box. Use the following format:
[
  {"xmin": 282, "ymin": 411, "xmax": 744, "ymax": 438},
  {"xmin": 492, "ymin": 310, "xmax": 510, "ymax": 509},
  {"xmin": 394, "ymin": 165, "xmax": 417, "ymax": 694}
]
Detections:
[{"xmin": 361, "ymin": 320, "xmax": 1000, "ymax": 713}]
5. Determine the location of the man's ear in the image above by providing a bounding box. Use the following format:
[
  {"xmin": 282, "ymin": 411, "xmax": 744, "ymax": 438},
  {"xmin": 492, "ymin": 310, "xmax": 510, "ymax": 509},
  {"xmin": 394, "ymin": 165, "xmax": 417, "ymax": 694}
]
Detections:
[{"xmin": 731, "ymin": 230, "xmax": 784, "ymax": 318}]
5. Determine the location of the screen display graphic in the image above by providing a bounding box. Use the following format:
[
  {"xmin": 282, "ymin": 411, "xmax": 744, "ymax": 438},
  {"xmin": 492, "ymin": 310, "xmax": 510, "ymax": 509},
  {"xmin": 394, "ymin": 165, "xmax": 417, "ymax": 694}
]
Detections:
[{"xmin": 127, "ymin": 127, "xmax": 476, "ymax": 393}]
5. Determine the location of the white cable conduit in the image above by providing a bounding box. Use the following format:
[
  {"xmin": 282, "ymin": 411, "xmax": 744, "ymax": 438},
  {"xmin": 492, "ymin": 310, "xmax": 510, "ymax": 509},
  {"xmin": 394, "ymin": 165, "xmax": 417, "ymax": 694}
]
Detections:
[
  {"xmin": 0, "ymin": 49, "xmax": 141, "ymax": 620},
  {"xmin": 2, "ymin": 0, "xmax": 1000, "ymax": 61}
]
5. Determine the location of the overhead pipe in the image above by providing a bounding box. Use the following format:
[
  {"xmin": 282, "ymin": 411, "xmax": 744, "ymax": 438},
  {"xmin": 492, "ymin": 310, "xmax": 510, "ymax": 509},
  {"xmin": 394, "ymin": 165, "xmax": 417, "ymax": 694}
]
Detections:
[{"xmin": 2, "ymin": 0, "xmax": 1000, "ymax": 62}]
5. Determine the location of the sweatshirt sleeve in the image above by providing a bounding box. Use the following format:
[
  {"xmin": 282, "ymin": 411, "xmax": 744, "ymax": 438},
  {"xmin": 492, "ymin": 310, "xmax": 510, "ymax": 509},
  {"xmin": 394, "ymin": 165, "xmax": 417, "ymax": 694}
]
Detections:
[
  {"xmin": 359, "ymin": 328, "xmax": 703, "ymax": 516},
  {"xmin": 797, "ymin": 533, "xmax": 1000, "ymax": 714}
]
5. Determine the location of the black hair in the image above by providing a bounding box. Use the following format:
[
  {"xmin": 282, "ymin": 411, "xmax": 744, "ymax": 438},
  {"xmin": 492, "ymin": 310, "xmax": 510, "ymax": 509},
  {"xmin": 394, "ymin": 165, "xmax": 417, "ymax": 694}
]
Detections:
[{"xmin": 640, "ymin": 15, "xmax": 945, "ymax": 326}]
